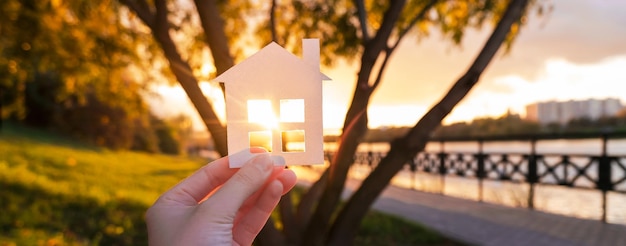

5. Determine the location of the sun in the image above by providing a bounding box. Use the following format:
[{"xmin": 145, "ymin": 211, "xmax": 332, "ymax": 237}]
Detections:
[{"xmin": 247, "ymin": 100, "xmax": 279, "ymax": 129}]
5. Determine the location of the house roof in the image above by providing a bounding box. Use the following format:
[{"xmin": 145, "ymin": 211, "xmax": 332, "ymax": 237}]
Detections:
[{"xmin": 214, "ymin": 42, "xmax": 330, "ymax": 84}]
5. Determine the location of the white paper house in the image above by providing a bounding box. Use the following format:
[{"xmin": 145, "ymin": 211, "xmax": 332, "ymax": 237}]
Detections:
[{"xmin": 215, "ymin": 39, "xmax": 330, "ymax": 167}]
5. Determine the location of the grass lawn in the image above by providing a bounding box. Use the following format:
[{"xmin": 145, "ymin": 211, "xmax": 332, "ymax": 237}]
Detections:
[
  {"xmin": 0, "ymin": 123, "xmax": 206, "ymax": 245},
  {"xmin": 0, "ymin": 123, "xmax": 464, "ymax": 245}
]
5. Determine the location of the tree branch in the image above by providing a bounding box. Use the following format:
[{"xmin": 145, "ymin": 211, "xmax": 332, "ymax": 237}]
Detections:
[
  {"xmin": 343, "ymin": 0, "xmax": 407, "ymax": 132},
  {"xmin": 327, "ymin": 0, "xmax": 529, "ymax": 244},
  {"xmin": 119, "ymin": 0, "xmax": 155, "ymax": 28},
  {"xmin": 154, "ymin": 0, "xmax": 168, "ymax": 32},
  {"xmin": 391, "ymin": 0, "xmax": 438, "ymax": 50},
  {"xmin": 370, "ymin": 0, "xmax": 438, "ymax": 91},
  {"xmin": 366, "ymin": 0, "xmax": 438, "ymax": 93},
  {"xmin": 295, "ymin": 168, "xmax": 328, "ymax": 235},
  {"xmin": 269, "ymin": 0, "xmax": 279, "ymax": 43},
  {"xmin": 193, "ymin": 0, "xmax": 234, "ymax": 95},
  {"xmin": 357, "ymin": 0, "xmax": 406, "ymax": 90},
  {"xmin": 353, "ymin": 0, "xmax": 370, "ymax": 42},
  {"xmin": 302, "ymin": 3, "xmax": 411, "ymax": 244},
  {"xmin": 193, "ymin": 0, "xmax": 234, "ymax": 75},
  {"xmin": 369, "ymin": 47, "xmax": 392, "ymax": 90}
]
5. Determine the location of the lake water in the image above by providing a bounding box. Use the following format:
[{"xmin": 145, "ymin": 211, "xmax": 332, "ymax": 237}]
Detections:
[
  {"xmin": 324, "ymin": 139, "xmax": 626, "ymax": 225},
  {"xmin": 351, "ymin": 138, "xmax": 626, "ymax": 155}
]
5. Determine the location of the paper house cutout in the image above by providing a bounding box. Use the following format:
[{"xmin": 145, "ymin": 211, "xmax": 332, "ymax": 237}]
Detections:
[{"xmin": 215, "ymin": 39, "xmax": 330, "ymax": 168}]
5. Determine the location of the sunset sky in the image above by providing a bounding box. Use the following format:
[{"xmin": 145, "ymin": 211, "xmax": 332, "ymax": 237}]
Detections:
[{"xmin": 149, "ymin": 0, "xmax": 626, "ymax": 133}]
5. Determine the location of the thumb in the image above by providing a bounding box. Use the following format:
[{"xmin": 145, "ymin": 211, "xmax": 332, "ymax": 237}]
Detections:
[{"xmin": 201, "ymin": 153, "xmax": 274, "ymax": 218}]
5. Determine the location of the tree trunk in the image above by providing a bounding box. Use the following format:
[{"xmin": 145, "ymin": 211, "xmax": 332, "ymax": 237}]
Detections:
[
  {"xmin": 294, "ymin": 168, "xmax": 328, "ymax": 241},
  {"xmin": 301, "ymin": 108, "xmax": 367, "ymax": 246},
  {"xmin": 301, "ymin": 2, "xmax": 409, "ymax": 244},
  {"xmin": 327, "ymin": 0, "xmax": 529, "ymax": 244},
  {"xmin": 119, "ymin": 0, "xmax": 229, "ymax": 156},
  {"xmin": 193, "ymin": 0, "xmax": 234, "ymax": 75},
  {"xmin": 152, "ymin": 35, "xmax": 228, "ymax": 156},
  {"xmin": 279, "ymin": 190, "xmax": 299, "ymax": 244},
  {"xmin": 255, "ymin": 218, "xmax": 286, "ymax": 246}
]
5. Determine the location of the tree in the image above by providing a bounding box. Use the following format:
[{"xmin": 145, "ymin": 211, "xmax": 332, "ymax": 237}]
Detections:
[
  {"xmin": 0, "ymin": 0, "xmax": 165, "ymax": 150},
  {"xmin": 119, "ymin": 0, "xmax": 239, "ymax": 157},
  {"xmin": 118, "ymin": 0, "xmax": 535, "ymax": 244},
  {"xmin": 299, "ymin": 1, "xmax": 531, "ymax": 245}
]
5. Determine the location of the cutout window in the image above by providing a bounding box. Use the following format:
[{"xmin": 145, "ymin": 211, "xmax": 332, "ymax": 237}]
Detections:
[
  {"xmin": 280, "ymin": 99, "xmax": 305, "ymax": 123},
  {"xmin": 248, "ymin": 100, "xmax": 277, "ymax": 129},
  {"xmin": 281, "ymin": 130, "xmax": 305, "ymax": 152},
  {"xmin": 249, "ymin": 131, "xmax": 272, "ymax": 152}
]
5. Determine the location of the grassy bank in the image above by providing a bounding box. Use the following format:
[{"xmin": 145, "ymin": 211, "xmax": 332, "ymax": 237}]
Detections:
[
  {"xmin": 0, "ymin": 123, "xmax": 462, "ymax": 245},
  {"xmin": 0, "ymin": 124, "xmax": 205, "ymax": 245}
]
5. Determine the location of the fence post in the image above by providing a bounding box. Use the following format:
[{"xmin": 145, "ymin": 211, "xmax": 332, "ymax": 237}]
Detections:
[
  {"xmin": 598, "ymin": 134, "xmax": 612, "ymax": 223},
  {"xmin": 527, "ymin": 138, "xmax": 538, "ymax": 210},
  {"xmin": 409, "ymin": 157, "xmax": 417, "ymax": 190},
  {"xmin": 476, "ymin": 139, "xmax": 485, "ymax": 202},
  {"xmin": 438, "ymin": 141, "xmax": 447, "ymax": 194}
]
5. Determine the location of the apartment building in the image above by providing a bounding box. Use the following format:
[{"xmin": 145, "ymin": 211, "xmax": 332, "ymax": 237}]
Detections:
[{"xmin": 525, "ymin": 98, "xmax": 624, "ymax": 125}]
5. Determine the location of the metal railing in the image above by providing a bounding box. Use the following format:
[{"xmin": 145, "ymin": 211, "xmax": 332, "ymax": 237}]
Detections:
[{"xmin": 325, "ymin": 134, "xmax": 626, "ymax": 223}]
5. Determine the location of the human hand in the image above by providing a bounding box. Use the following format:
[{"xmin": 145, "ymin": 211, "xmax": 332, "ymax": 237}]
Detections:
[{"xmin": 146, "ymin": 149, "xmax": 297, "ymax": 245}]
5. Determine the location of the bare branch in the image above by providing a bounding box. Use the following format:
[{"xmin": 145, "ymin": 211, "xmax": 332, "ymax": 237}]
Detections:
[
  {"xmin": 343, "ymin": 0, "xmax": 407, "ymax": 132},
  {"xmin": 119, "ymin": 0, "xmax": 155, "ymax": 27},
  {"xmin": 369, "ymin": 48, "xmax": 392, "ymax": 90},
  {"xmin": 367, "ymin": 0, "xmax": 438, "ymax": 90},
  {"xmin": 391, "ymin": 0, "xmax": 438, "ymax": 50},
  {"xmin": 153, "ymin": 0, "xmax": 170, "ymax": 40},
  {"xmin": 354, "ymin": 0, "xmax": 370, "ymax": 42},
  {"xmin": 269, "ymin": 0, "xmax": 279, "ymax": 43},
  {"xmin": 355, "ymin": 0, "xmax": 405, "ymax": 92}
]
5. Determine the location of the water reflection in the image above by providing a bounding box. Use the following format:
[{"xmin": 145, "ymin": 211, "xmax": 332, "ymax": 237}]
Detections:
[
  {"xmin": 297, "ymin": 140, "xmax": 626, "ymax": 225},
  {"xmin": 391, "ymin": 167, "xmax": 626, "ymax": 225},
  {"xmin": 361, "ymin": 139, "xmax": 616, "ymax": 154}
]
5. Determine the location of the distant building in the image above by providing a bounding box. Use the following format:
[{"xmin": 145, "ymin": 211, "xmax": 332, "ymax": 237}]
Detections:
[{"xmin": 525, "ymin": 98, "xmax": 624, "ymax": 125}]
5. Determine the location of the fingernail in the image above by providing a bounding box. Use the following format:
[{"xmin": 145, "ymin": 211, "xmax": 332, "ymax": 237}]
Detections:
[{"xmin": 253, "ymin": 153, "xmax": 273, "ymax": 171}]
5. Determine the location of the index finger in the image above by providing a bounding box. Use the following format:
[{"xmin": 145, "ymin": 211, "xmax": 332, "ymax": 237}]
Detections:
[
  {"xmin": 155, "ymin": 148, "xmax": 269, "ymax": 206},
  {"xmin": 156, "ymin": 156, "xmax": 236, "ymax": 206}
]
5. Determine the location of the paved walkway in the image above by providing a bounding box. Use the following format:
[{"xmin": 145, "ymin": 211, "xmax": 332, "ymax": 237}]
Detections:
[{"xmin": 343, "ymin": 180, "xmax": 626, "ymax": 246}]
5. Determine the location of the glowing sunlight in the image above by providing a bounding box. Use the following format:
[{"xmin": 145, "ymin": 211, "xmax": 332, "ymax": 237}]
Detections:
[{"xmin": 247, "ymin": 100, "xmax": 279, "ymax": 129}]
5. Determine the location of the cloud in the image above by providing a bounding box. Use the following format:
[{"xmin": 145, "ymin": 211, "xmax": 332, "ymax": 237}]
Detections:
[
  {"xmin": 449, "ymin": 55, "xmax": 626, "ymax": 122},
  {"xmin": 528, "ymin": 56, "xmax": 626, "ymax": 101},
  {"xmin": 149, "ymin": 1, "xmax": 626, "ymax": 130},
  {"xmin": 523, "ymin": 0, "xmax": 626, "ymax": 62},
  {"xmin": 476, "ymin": 0, "xmax": 626, "ymax": 88},
  {"xmin": 368, "ymin": 1, "xmax": 626, "ymax": 107}
]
